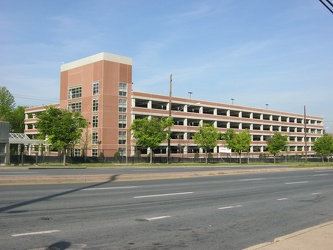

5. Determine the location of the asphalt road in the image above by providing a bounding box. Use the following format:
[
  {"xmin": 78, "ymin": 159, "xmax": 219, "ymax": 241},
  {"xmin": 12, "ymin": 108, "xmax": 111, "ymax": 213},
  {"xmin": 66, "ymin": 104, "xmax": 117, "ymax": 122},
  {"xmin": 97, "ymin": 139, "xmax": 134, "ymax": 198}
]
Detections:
[
  {"xmin": 0, "ymin": 165, "xmax": 290, "ymax": 177},
  {"xmin": 1, "ymin": 169, "xmax": 333, "ymax": 249}
]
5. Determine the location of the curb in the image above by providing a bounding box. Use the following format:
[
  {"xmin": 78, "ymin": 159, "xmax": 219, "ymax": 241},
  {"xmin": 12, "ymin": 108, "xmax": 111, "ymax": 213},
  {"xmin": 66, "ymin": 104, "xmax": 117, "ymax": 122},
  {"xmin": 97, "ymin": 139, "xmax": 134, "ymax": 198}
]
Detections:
[{"xmin": 244, "ymin": 221, "xmax": 333, "ymax": 250}]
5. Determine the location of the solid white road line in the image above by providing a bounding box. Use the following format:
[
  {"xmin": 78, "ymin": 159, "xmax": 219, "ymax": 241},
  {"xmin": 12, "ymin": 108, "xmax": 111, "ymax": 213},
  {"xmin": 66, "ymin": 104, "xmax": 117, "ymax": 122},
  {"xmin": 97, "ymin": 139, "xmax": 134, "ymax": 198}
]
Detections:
[
  {"xmin": 12, "ymin": 230, "xmax": 60, "ymax": 237},
  {"xmin": 285, "ymin": 181, "xmax": 309, "ymax": 185},
  {"xmin": 83, "ymin": 186, "xmax": 138, "ymax": 191},
  {"xmin": 277, "ymin": 198, "xmax": 289, "ymax": 201},
  {"xmin": 134, "ymin": 192, "xmax": 194, "ymax": 199},
  {"xmin": 218, "ymin": 205, "xmax": 242, "ymax": 210},
  {"xmin": 238, "ymin": 178, "xmax": 266, "ymax": 182}
]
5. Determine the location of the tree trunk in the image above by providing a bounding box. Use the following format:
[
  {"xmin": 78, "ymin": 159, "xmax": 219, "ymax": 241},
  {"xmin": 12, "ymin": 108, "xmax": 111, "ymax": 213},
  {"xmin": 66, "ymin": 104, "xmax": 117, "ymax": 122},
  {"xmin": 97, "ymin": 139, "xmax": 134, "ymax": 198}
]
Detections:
[
  {"xmin": 239, "ymin": 152, "xmax": 242, "ymax": 164},
  {"xmin": 63, "ymin": 148, "xmax": 66, "ymax": 166},
  {"xmin": 150, "ymin": 150, "xmax": 153, "ymax": 164},
  {"xmin": 273, "ymin": 154, "xmax": 276, "ymax": 164},
  {"xmin": 205, "ymin": 148, "xmax": 208, "ymax": 164}
]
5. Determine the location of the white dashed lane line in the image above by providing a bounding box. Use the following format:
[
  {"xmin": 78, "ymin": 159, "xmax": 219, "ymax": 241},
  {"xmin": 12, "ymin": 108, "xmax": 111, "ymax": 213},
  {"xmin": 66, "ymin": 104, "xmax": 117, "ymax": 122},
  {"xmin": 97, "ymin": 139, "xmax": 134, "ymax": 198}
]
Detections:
[
  {"xmin": 277, "ymin": 198, "xmax": 289, "ymax": 201},
  {"xmin": 285, "ymin": 181, "xmax": 309, "ymax": 185},
  {"xmin": 313, "ymin": 174, "xmax": 330, "ymax": 176},
  {"xmin": 218, "ymin": 205, "xmax": 242, "ymax": 210},
  {"xmin": 134, "ymin": 192, "xmax": 194, "ymax": 199},
  {"xmin": 136, "ymin": 216, "xmax": 171, "ymax": 222},
  {"xmin": 12, "ymin": 230, "xmax": 60, "ymax": 237}
]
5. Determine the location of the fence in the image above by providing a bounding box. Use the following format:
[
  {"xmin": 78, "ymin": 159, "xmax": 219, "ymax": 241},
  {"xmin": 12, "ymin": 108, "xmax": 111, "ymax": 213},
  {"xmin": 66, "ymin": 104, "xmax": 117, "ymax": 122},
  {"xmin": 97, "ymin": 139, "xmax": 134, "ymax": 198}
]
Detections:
[{"xmin": 9, "ymin": 154, "xmax": 326, "ymax": 165}]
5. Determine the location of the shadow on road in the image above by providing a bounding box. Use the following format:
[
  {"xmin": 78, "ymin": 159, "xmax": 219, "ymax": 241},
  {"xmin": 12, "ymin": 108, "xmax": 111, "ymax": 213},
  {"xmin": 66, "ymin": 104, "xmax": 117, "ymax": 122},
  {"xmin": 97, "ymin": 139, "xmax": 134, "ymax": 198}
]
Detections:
[
  {"xmin": 0, "ymin": 175, "xmax": 120, "ymax": 213},
  {"xmin": 47, "ymin": 241, "xmax": 71, "ymax": 250}
]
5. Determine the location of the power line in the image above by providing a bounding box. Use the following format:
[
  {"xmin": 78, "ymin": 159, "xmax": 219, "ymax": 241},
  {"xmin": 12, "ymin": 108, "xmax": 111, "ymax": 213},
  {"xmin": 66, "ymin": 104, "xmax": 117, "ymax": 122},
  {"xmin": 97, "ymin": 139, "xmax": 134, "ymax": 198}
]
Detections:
[
  {"xmin": 319, "ymin": 0, "xmax": 333, "ymax": 14},
  {"xmin": 14, "ymin": 94, "xmax": 59, "ymax": 102}
]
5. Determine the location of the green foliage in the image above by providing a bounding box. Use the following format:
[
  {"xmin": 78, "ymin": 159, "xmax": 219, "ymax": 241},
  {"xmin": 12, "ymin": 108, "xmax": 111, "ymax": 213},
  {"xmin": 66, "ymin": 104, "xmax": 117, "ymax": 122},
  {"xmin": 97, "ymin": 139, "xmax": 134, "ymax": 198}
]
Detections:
[
  {"xmin": 8, "ymin": 106, "xmax": 26, "ymax": 133},
  {"xmin": 0, "ymin": 86, "xmax": 15, "ymax": 120},
  {"xmin": 114, "ymin": 151, "xmax": 120, "ymax": 157},
  {"xmin": 266, "ymin": 132, "xmax": 288, "ymax": 155},
  {"xmin": 266, "ymin": 132, "xmax": 288, "ymax": 163},
  {"xmin": 0, "ymin": 86, "xmax": 25, "ymax": 132},
  {"xmin": 35, "ymin": 106, "xmax": 87, "ymax": 165},
  {"xmin": 222, "ymin": 129, "xmax": 251, "ymax": 163},
  {"xmin": 193, "ymin": 123, "xmax": 219, "ymax": 163},
  {"xmin": 130, "ymin": 116, "xmax": 173, "ymax": 163},
  {"xmin": 313, "ymin": 133, "xmax": 333, "ymax": 162}
]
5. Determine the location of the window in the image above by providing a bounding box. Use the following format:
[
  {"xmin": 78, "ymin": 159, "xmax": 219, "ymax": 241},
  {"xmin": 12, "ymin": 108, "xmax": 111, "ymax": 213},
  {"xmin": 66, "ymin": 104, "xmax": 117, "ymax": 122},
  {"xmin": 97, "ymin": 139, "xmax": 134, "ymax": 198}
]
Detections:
[
  {"xmin": 68, "ymin": 86, "xmax": 82, "ymax": 99},
  {"xmin": 118, "ymin": 131, "xmax": 126, "ymax": 139},
  {"xmin": 118, "ymin": 147, "xmax": 126, "ymax": 156},
  {"xmin": 119, "ymin": 114, "xmax": 126, "ymax": 128},
  {"xmin": 92, "ymin": 99, "xmax": 98, "ymax": 112},
  {"xmin": 118, "ymin": 129, "xmax": 126, "ymax": 145},
  {"xmin": 119, "ymin": 83, "xmax": 127, "ymax": 96},
  {"xmin": 92, "ymin": 148, "xmax": 98, "ymax": 157},
  {"xmin": 92, "ymin": 131, "xmax": 98, "ymax": 145},
  {"xmin": 92, "ymin": 114, "xmax": 98, "ymax": 128},
  {"xmin": 118, "ymin": 139, "xmax": 126, "ymax": 144},
  {"xmin": 74, "ymin": 149, "xmax": 81, "ymax": 157},
  {"xmin": 119, "ymin": 99, "xmax": 127, "ymax": 112},
  {"xmin": 68, "ymin": 101, "xmax": 82, "ymax": 112},
  {"xmin": 93, "ymin": 82, "xmax": 99, "ymax": 95}
]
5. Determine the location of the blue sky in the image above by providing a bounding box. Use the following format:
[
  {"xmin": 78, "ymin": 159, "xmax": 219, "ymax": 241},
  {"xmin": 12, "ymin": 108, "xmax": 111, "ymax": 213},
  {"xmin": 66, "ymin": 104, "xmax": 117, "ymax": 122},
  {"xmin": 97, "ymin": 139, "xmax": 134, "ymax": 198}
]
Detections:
[{"xmin": 1, "ymin": 0, "xmax": 332, "ymax": 131}]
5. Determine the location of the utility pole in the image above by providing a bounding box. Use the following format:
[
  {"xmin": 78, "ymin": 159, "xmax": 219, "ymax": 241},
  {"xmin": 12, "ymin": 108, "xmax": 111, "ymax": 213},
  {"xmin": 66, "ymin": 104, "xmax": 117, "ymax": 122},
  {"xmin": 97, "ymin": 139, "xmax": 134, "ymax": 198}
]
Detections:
[
  {"xmin": 167, "ymin": 74, "xmax": 172, "ymax": 164},
  {"xmin": 304, "ymin": 105, "xmax": 308, "ymax": 163}
]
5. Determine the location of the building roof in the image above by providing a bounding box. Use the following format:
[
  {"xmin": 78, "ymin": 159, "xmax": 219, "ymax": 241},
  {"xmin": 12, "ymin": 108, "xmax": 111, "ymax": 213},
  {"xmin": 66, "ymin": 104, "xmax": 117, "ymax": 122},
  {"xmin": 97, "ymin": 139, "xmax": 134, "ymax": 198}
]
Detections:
[{"xmin": 60, "ymin": 52, "xmax": 132, "ymax": 72}]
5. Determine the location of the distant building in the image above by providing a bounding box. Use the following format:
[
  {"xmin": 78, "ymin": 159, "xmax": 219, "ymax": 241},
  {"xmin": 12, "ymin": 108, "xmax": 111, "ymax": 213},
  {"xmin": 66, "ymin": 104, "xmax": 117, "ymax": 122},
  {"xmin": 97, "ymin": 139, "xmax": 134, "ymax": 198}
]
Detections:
[{"xmin": 25, "ymin": 52, "xmax": 324, "ymax": 158}]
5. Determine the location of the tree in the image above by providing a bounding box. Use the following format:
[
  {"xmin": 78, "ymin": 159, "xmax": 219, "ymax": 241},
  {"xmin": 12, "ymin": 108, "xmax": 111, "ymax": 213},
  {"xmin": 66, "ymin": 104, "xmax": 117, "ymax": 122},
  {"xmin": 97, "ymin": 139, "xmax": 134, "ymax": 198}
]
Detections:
[
  {"xmin": 131, "ymin": 116, "xmax": 173, "ymax": 164},
  {"xmin": 223, "ymin": 129, "xmax": 251, "ymax": 164},
  {"xmin": 313, "ymin": 133, "xmax": 333, "ymax": 162},
  {"xmin": 8, "ymin": 106, "xmax": 26, "ymax": 133},
  {"xmin": 266, "ymin": 132, "xmax": 288, "ymax": 163},
  {"xmin": 0, "ymin": 86, "xmax": 15, "ymax": 121},
  {"xmin": 193, "ymin": 123, "xmax": 219, "ymax": 164},
  {"xmin": 35, "ymin": 106, "xmax": 87, "ymax": 165}
]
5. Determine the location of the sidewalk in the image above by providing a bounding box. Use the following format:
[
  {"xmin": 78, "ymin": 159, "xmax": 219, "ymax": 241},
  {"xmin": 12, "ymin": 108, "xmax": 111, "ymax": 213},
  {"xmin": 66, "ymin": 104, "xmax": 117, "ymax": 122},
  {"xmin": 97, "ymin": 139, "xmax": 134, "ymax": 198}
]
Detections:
[{"xmin": 245, "ymin": 221, "xmax": 333, "ymax": 250}]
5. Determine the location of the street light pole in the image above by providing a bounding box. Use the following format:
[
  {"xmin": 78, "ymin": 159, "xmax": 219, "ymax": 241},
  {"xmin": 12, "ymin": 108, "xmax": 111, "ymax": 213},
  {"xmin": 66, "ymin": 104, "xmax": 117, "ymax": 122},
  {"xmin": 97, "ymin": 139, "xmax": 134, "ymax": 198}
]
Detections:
[{"xmin": 167, "ymin": 74, "xmax": 172, "ymax": 164}]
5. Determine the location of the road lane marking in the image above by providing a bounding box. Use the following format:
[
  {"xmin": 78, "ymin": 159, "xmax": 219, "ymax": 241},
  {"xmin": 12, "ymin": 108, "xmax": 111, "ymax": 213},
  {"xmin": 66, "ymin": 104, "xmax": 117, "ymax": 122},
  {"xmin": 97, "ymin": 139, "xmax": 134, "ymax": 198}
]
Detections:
[
  {"xmin": 285, "ymin": 181, "xmax": 309, "ymax": 185},
  {"xmin": 146, "ymin": 216, "xmax": 171, "ymax": 221},
  {"xmin": 134, "ymin": 192, "xmax": 194, "ymax": 199},
  {"xmin": 83, "ymin": 186, "xmax": 138, "ymax": 191},
  {"xmin": 313, "ymin": 174, "xmax": 329, "ymax": 176},
  {"xmin": 312, "ymin": 192, "xmax": 322, "ymax": 195},
  {"xmin": 277, "ymin": 198, "xmax": 289, "ymax": 201},
  {"xmin": 218, "ymin": 205, "xmax": 242, "ymax": 210},
  {"xmin": 12, "ymin": 230, "xmax": 60, "ymax": 237},
  {"xmin": 136, "ymin": 216, "xmax": 171, "ymax": 222},
  {"xmin": 238, "ymin": 178, "xmax": 266, "ymax": 182}
]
